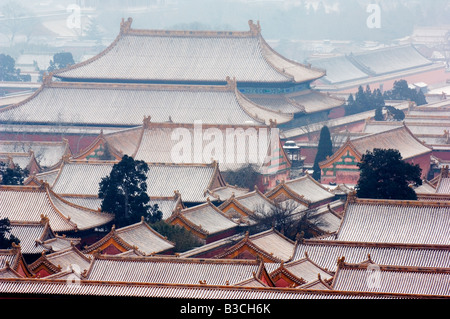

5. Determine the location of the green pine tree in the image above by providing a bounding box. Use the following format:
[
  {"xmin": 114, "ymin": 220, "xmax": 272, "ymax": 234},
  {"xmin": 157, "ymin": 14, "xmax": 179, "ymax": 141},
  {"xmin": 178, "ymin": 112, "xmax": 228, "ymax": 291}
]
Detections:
[
  {"xmin": 356, "ymin": 149, "xmax": 422, "ymax": 200},
  {"xmin": 98, "ymin": 155, "xmax": 162, "ymax": 228},
  {"xmin": 312, "ymin": 126, "xmax": 333, "ymax": 181}
]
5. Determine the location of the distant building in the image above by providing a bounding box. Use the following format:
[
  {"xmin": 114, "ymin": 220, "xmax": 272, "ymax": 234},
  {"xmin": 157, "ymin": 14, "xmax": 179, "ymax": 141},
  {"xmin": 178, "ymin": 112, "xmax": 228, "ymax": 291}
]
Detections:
[
  {"xmin": 308, "ymin": 45, "xmax": 448, "ymax": 94},
  {"xmin": 319, "ymin": 125, "xmax": 432, "ymax": 185}
]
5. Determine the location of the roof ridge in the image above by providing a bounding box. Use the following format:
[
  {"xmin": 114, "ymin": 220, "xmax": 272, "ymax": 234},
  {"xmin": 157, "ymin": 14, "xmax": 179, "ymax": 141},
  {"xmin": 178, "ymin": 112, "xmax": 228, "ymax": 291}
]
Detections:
[
  {"xmin": 301, "ymin": 238, "xmax": 450, "ymax": 250},
  {"xmin": 121, "ymin": 18, "xmax": 261, "ymax": 38}
]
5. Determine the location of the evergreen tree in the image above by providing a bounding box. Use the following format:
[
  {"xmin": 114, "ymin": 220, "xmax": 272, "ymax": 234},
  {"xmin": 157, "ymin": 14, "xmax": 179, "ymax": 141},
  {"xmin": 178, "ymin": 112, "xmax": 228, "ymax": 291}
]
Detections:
[
  {"xmin": 0, "ymin": 218, "xmax": 20, "ymax": 249},
  {"xmin": 98, "ymin": 155, "xmax": 162, "ymax": 228},
  {"xmin": 222, "ymin": 164, "xmax": 260, "ymax": 190},
  {"xmin": 0, "ymin": 54, "xmax": 30, "ymax": 82},
  {"xmin": 48, "ymin": 52, "xmax": 75, "ymax": 72},
  {"xmin": 374, "ymin": 106, "xmax": 384, "ymax": 121},
  {"xmin": 313, "ymin": 126, "xmax": 333, "ymax": 181},
  {"xmin": 0, "ymin": 162, "xmax": 28, "ymax": 185},
  {"xmin": 356, "ymin": 148, "xmax": 422, "ymax": 200},
  {"xmin": 384, "ymin": 79, "xmax": 427, "ymax": 106}
]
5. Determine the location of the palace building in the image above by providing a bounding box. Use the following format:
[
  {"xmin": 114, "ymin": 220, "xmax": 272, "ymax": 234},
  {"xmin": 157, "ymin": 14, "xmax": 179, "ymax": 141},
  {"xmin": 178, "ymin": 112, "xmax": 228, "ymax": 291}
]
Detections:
[
  {"xmin": 0, "ymin": 19, "xmax": 344, "ymax": 187},
  {"xmin": 319, "ymin": 125, "xmax": 432, "ymax": 185}
]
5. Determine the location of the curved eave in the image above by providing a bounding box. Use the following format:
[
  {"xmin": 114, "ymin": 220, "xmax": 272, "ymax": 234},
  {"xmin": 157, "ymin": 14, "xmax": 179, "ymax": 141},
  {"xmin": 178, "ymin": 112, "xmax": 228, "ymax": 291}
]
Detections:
[
  {"xmin": 234, "ymin": 85, "xmax": 293, "ymax": 125},
  {"xmin": 259, "ymin": 35, "xmax": 326, "ymax": 84}
]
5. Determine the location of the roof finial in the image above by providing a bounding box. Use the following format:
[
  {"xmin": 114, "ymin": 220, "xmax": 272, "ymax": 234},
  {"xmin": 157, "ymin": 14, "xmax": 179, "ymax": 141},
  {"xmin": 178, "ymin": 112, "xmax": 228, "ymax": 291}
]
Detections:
[
  {"xmin": 143, "ymin": 115, "xmax": 151, "ymax": 128},
  {"xmin": 120, "ymin": 17, "xmax": 133, "ymax": 34},
  {"xmin": 248, "ymin": 20, "xmax": 261, "ymax": 36}
]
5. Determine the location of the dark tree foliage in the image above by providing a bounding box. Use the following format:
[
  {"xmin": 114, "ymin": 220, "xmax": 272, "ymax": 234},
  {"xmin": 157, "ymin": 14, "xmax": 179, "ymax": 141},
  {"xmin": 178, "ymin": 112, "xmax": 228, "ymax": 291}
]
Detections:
[
  {"xmin": 0, "ymin": 162, "xmax": 29, "ymax": 185},
  {"xmin": 313, "ymin": 126, "xmax": 333, "ymax": 181},
  {"xmin": 374, "ymin": 106, "xmax": 384, "ymax": 121},
  {"xmin": 48, "ymin": 52, "xmax": 75, "ymax": 72},
  {"xmin": 98, "ymin": 155, "xmax": 162, "ymax": 228},
  {"xmin": 383, "ymin": 79, "xmax": 427, "ymax": 106},
  {"xmin": 0, "ymin": 54, "xmax": 30, "ymax": 82},
  {"xmin": 0, "ymin": 218, "xmax": 20, "ymax": 249},
  {"xmin": 151, "ymin": 220, "xmax": 203, "ymax": 253},
  {"xmin": 385, "ymin": 105, "xmax": 405, "ymax": 121},
  {"xmin": 356, "ymin": 148, "xmax": 422, "ymax": 200},
  {"xmin": 346, "ymin": 86, "xmax": 385, "ymax": 116},
  {"xmin": 222, "ymin": 164, "xmax": 259, "ymax": 190}
]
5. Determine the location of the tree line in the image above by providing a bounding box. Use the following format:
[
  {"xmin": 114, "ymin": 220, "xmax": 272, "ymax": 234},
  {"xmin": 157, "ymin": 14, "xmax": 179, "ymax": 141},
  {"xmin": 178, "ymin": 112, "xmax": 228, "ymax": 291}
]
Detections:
[{"xmin": 345, "ymin": 80, "xmax": 427, "ymax": 119}]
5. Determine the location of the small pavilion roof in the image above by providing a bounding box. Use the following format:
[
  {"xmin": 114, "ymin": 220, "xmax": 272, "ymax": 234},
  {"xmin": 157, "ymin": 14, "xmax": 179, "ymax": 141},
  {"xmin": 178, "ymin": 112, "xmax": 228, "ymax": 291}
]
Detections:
[
  {"xmin": 269, "ymin": 257, "xmax": 333, "ymax": 287},
  {"xmin": 265, "ymin": 174, "xmax": 335, "ymax": 205},
  {"xmin": 218, "ymin": 188, "xmax": 277, "ymax": 223},
  {"xmin": 167, "ymin": 200, "xmax": 239, "ymax": 238},
  {"xmin": 30, "ymin": 245, "xmax": 92, "ymax": 276},
  {"xmin": 83, "ymin": 218, "xmax": 175, "ymax": 256},
  {"xmin": 0, "ymin": 140, "xmax": 71, "ymax": 169},
  {"xmin": 0, "ymin": 184, "xmax": 114, "ymax": 233},
  {"xmin": 215, "ymin": 229, "xmax": 296, "ymax": 263},
  {"xmin": 8, "ymin": 219, "xmax": 54, "ymax": 255},
  {"xmin": 320, "ymin": 125, "xmax": 432, "ymax": 168}
]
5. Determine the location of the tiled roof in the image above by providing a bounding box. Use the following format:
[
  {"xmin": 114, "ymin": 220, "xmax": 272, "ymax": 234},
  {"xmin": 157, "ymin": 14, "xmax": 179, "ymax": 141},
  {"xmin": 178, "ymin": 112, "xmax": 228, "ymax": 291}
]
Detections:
[
  {"xmin": 123, "ymin": 122, "xmax": 282, "ymax": 172},
  {"xmin": 34, "ymin": 246, "xmax": 92, "ymax": 274},
  {"xmin": 308, "ymin": 55, "xmax": 370, "ymax": 84},
  {"xmin": 115, "ymin": 220, "xmax": 175, "ymax": 255},
  {"xmin": 271, "ymin": 258, "xmax": 333, "ymax": 284},
  {"xmin": 363, "ymin": 121, "xmax": 450, "ymax": 137},
  {"xmin": 45, "ymin": 160, "xmax": 225, "ymax": 203},
  {"xmin": 249, "ymin": 229, "xmax": 296, "ymax": 262},
  {"xmin": 61, "ymin": 194, "xmax": 182, "ymax": 220},
  {"xmin": 437, "ymin": 179, "xmax": 450, "ymax": 194},
  {"xmin": 0, "ymin": 152, "xmax": 39, "ymax": 174},
  {"xmin": 0, "ymin": 249, "xmax": 25, "ymax": 274},
  {"xmin": 0, "ymin": 185, "xmax": 114, "ymax": 233},
  {"xmin": 266, "ymin": 174, "xmax": 335, "ymax": 204},
  {"xmin": 332, "ymin": 261, "xmax": 450, "ymax": 297},
  {"xmin": 293, "ymin": 239, "xmax": 450, "ymax": 273},
  {"xmin": 235, "ymin": 190, "xmax": 276, "ymax": 213},
  {"xmin": 40, "ymin": 235, "xmax": 81, "ymax": 252},
  {"xmin": 84, "ymin": 219, "xmax": 175, "ymax": 255},
  {"xmin": 322, "ymin": 125, "xmax": 432, "ymax": 168},
  {"xmin": 215, "ymin": 229, "xmax": 296, "ymax": 263},
  {"xmin": 207, "ymin": 185, "xmax": 249, "ymax": 201},
  {"xmin": 60, "ymin": 196, "xmax": 103, "ymax": 211},
  {"xmin": 245, "ymin": 90, "xmax": 344, "ymax": 114},
  {"xmin": 436, "ymin": 169, "xmax": 450, "ymax": 194},
  {"xmin": 0, "ymin": 140, "xmax": 71, "ymax": 169},
  {"xmin": 84, "ymin": 255, "xmax": 266, "ymax": 286},
  {"xmin": 308, "ymin": 200, "xmax": 344, "ymax": 235},
  {"xmin": 350, "ymin": 125, "xmax": 432, "ymax": 160},
  {"xmin": 219, "ymin": 189, "xmax": 277, "ymax": 223},
  {"xmin": 0, "ymin": 266, "xmax": 23, "ymax": 279},
  {"xmin": 336, "ymin": 198, "xmax": 450, "ymax": 246},
  {"xmin": 348, "ymin": 45, "xmax": 433, "ymax": 76},
  {"xmin": 9, "ymin": 220, "xmax": 53, "ymax": 255},
  {"xmin": 0, "ymin": 80, "xmax": 289, "ymax": 127},
  {"xmin": 168, "ymin": 201, "xmax": 239, "ymax": 237},
  {"xmin": 0, "ymin": 278, "xmax": 416, "ymax": 299},
  {"xmin": 53, "ymin": 18, "xmax": 324, "ymax": 84}
]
